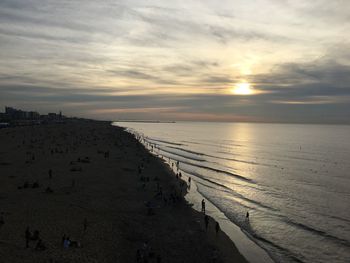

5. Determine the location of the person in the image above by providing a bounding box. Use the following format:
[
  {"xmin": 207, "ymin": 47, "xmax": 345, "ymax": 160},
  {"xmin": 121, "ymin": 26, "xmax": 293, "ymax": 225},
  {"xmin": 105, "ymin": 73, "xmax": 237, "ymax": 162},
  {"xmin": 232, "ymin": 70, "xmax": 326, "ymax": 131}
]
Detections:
[
  {"xmin": 0, "ymin": 214, "xmax": 4, "ymax": 227},
  {"xmin": 215, "ymin": 222, "xmax": 220, "ymax": 235},
  {"xmin": 136, "ymin": 249, "xmax": 143, "ymax": 262},
  {"xmin": 246, "ymin": 211, "xmax": 250, "ymax": 220},
  {"xmin": 63, "ymin": 236, "xmax": 71, "ymax": 248},
  {"xmin": 204, "ymin": 215, "xmax": 209, "ymax": 230},
  {"xmin": 201, "ymin": 199, "xmax": 206, "ymax": 213}
]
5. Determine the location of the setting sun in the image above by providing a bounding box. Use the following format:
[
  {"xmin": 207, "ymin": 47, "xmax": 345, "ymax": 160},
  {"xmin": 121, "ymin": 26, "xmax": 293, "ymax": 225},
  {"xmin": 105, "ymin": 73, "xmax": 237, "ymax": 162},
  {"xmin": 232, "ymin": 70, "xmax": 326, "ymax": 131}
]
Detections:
[{"xmin": 232, "ymin": 82, "xmax": 253, "ymax": 95}]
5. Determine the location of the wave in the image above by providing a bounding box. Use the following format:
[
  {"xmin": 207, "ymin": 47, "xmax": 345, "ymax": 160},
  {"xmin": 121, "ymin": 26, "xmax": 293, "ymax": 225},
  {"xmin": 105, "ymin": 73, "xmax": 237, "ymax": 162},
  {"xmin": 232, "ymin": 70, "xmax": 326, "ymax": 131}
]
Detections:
[
  {"xmin": 327, "ymin": 215, "xmax": 350, "ymax": 224},
  {"xmin": 152, "ymin": 147, "xmax": 253, "ymax": 183},
  {"xmin": 251, "ymin": 234, "xmax": 306, "ymax": 263},
  {"xmin": 285, "ymin": 219, "xmax": 350, "ymax": 247},
  {"xmin": 146, "ymin": 137, "xmax": 184, "ymax": 146},
  {"xmin": 179, "ymin": 158, "xmax": 254, "ymax": 183},
  {"xmin": 157, "ymin": 140, "xmax": 349, "ymax": 249},
  {"xmin": 167, "ymin": 145, "xmax": 205, "ymax": 156},
  {"xmin": 184, "ymin": 170, "xmax": 234, "ymax": 192},
  {"xmin": 158, "ymin": 147, "xmax": 206, "ymax": 162},
  {"xmin": 184, "ymin": 169, "xmax": 281, "ymax": 213}
]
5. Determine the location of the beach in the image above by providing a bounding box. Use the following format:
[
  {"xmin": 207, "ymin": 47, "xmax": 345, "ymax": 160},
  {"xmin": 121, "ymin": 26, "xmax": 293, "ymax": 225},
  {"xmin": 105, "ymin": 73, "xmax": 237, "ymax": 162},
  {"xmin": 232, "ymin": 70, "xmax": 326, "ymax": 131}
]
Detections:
[{"xmin": 0, "ymin": 120, "xmax": 247, "ymax": 263}]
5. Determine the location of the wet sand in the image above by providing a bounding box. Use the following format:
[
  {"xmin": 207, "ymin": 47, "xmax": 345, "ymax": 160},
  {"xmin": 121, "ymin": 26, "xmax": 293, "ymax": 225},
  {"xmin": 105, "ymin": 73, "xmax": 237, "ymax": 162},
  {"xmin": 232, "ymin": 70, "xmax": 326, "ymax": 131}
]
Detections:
[{"xmin": 0, "ymin": 120, "xmax": 248, "ymax": 263}]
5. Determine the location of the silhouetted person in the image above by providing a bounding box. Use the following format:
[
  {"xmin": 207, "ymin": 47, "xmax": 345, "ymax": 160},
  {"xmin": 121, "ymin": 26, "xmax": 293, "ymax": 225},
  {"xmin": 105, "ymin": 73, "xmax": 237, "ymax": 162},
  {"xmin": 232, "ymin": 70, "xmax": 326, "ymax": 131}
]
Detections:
[
  {"xmin": 201, "ymin": 199, "xmax": 206, "ymax": 213},
  {"xmin": 215, "ymin": 222, "xmax": 220, "ymax": 235},
  {"xmin": 0, "ymin": 214, "xmax": 4, "ymax": 227},
  {"xmin": 63, "ymin": 236, "xmax": 70, "ymax": 248},
  {"xmin": 205, "ymin": 215, "xmax": 209, "ymax": 230},
  {"xmin": 246, "ymin": 211, "xmax": 250, "ymax": 220}
]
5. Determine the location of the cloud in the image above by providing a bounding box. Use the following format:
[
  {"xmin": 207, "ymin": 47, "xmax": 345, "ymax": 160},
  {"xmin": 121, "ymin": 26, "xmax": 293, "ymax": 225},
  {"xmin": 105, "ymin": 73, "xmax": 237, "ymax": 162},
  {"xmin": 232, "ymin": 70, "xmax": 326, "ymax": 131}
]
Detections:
[{"xmin": 0, "ymin": 0, "xmax": 349, "ymax": 123}]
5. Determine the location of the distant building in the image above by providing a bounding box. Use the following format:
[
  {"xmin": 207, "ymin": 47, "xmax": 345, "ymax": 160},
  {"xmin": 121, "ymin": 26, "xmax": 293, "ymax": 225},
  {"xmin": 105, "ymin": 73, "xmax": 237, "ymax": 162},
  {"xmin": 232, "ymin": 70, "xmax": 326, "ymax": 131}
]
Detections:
[
  {"xmin": 3, "ymin": 107, "xmax": 40, "ymax": 120},
  {"xmin": 0, "ymin": 106, "xmax": 66, "ymax": 125},
  {"xmin": 48, "ymin": 113, "xmax": 58, "ymax": 120},
  {"xmin": 28, "ymin": 111, "xmax": 40, "ymax": 120}
]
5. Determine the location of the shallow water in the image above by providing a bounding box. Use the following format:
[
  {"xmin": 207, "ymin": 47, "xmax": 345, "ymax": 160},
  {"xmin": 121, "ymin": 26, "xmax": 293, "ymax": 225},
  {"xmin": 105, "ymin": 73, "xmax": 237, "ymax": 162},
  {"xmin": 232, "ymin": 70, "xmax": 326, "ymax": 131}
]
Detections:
[{"xmin": 115, "ymin": 122, "xmax": 350, "ymax": 263}]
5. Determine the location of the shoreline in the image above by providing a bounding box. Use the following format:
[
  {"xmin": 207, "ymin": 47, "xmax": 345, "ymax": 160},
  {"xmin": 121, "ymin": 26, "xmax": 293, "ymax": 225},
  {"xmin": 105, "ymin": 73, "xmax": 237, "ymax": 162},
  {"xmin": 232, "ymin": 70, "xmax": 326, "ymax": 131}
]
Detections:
[
  {"xmin": 0, "ymin": 119, "xmax": 248, "ymax": 262},
  {"xmin": 124, "ymin": 126, "xmax": 274, "ymax": 263}
]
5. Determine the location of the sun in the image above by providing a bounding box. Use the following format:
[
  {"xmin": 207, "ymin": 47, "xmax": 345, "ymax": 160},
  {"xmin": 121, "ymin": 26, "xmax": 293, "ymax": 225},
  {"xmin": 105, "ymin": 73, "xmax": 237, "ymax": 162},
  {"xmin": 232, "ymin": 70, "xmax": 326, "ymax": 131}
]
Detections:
[{"xmin": 232, "ymin": 82, "xmax": 253, "ymax": 95}]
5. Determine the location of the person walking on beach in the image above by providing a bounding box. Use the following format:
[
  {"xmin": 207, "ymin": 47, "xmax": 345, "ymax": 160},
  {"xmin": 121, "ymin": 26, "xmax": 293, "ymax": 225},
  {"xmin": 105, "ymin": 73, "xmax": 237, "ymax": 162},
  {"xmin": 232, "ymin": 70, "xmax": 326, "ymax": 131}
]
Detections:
[
  {"xmin": 215, "ymin": 222, "xmax": 220, "ymax": 235},
  {"xmin": 201, "ymin": 199, "xmax": 206, "ymax": 214},
  {"xmin": 204, "ymin": 215, "xmax": 209, "ymax": 230},
  {"xmin": 246, "ymin": 211, "xmax": 250, "ymax": 220}
]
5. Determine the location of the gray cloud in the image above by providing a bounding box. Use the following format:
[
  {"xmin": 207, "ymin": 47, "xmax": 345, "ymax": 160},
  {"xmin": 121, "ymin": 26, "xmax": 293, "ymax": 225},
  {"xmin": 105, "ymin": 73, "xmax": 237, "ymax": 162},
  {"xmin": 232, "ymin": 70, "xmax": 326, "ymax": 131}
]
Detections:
[{"xmin": 0, "ymin": 0, "xmax": 349, "ymax": 123}]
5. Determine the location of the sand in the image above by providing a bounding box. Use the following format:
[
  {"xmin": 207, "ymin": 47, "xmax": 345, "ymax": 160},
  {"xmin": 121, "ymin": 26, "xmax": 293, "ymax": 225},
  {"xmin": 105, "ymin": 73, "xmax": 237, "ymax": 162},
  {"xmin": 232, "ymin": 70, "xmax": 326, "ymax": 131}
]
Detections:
[{"xmin": 0, "ymin": 120, "xmax": 248, "ymax": 263}]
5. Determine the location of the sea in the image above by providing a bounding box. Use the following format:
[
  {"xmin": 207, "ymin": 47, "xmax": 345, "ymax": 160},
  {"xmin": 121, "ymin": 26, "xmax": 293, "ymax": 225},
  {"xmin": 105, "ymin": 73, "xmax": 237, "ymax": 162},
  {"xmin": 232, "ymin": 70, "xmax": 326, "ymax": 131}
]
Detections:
[{"xmin": 114, "ymin": 122, "xmax": 350, "ymax": 263}]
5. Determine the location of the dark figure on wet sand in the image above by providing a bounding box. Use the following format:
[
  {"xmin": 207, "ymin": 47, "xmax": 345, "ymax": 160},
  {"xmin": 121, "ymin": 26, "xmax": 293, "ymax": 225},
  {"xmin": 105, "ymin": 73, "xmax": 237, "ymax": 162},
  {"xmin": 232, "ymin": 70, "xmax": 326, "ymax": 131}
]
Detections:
[
  {"xmin": 215, "ymin": 222, "xmax": 220, "ymax": 235},
  {"xmin": 201, "ymin": 199, "xmax": 206, "ymax": 213},
  {"xmin": 205, "ymin": 215, "xmax": 209, "ymax": 230},
  {"xmin": 246, "ymin": 211, "xmax": 250, "ymax": 220}
]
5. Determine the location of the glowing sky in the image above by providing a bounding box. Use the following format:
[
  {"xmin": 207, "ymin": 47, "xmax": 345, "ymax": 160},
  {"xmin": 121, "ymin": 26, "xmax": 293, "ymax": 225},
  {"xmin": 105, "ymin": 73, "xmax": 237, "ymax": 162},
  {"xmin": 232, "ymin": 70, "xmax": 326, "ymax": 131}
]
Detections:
[{"xmin": 0, "ymin": 0, "xmax": 349, "ymax": 123}]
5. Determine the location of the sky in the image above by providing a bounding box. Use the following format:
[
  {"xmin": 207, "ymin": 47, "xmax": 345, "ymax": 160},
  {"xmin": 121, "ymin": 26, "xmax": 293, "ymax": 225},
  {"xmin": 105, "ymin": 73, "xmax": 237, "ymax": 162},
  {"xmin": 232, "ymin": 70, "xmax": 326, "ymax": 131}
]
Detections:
[{"xmin": 0, "ymin": 0, "xmax": 349, "ymax": 123}]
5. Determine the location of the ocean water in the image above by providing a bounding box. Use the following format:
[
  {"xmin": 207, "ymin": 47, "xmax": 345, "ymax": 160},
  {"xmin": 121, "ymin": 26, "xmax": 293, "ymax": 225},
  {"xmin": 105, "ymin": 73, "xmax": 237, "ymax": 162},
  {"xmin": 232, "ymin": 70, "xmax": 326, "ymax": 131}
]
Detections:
[{"xmin": 114, "ymin": 122, "xmax": 350, "ymax": 263}]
